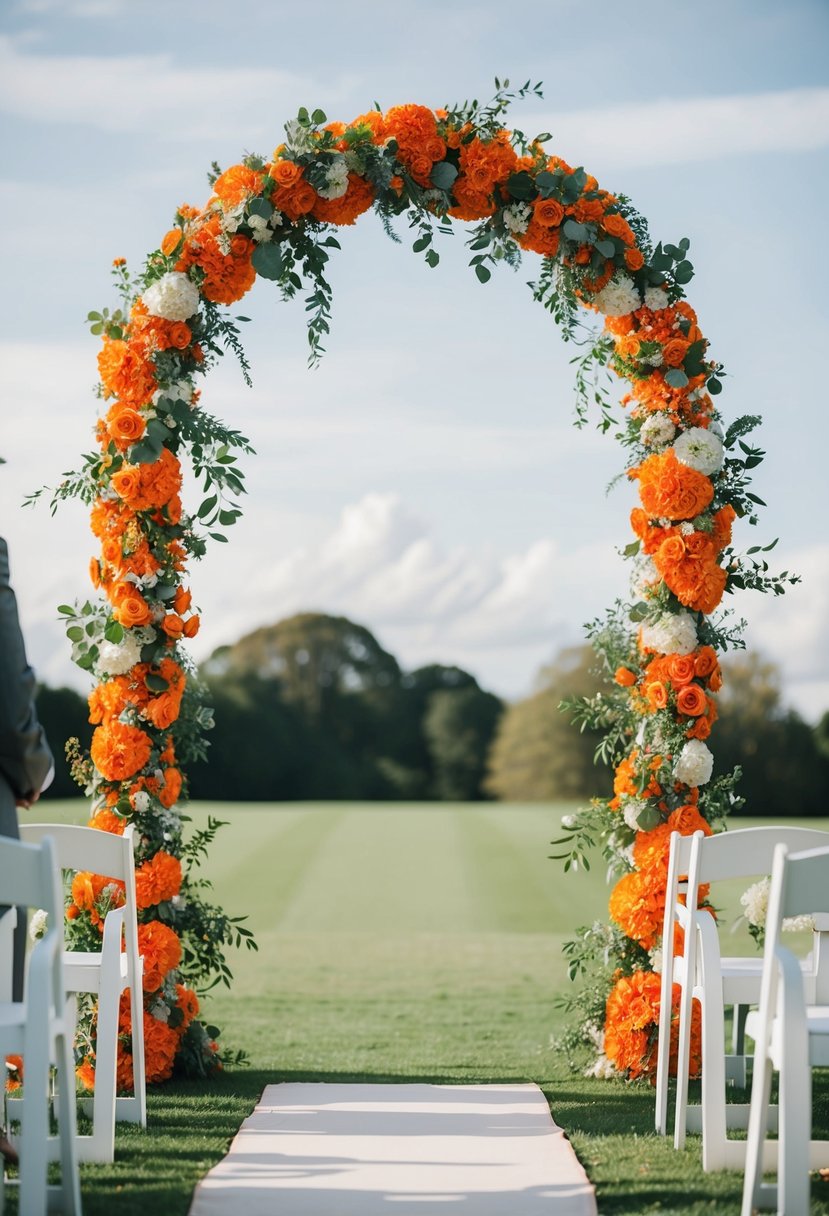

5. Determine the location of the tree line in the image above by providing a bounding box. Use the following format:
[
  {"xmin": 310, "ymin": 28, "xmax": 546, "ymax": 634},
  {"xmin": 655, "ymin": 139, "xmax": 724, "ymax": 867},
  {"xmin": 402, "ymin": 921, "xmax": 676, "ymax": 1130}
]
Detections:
[{"xmin": 36, "ymin": 611, "xmax": 829, "ymax": 812}]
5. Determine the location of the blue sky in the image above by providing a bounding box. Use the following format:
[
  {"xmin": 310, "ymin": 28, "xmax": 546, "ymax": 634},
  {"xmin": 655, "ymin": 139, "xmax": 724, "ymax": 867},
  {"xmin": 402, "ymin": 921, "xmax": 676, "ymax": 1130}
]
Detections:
[{"xmin": 1, "ymin": 0, "xmax": 828, "ymax": 719}]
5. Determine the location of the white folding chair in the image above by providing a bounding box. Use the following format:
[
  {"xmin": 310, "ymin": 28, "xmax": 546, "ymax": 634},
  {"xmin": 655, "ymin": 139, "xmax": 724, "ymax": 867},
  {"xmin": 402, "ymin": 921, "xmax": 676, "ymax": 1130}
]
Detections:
[
  {"xmin": 742, "ymin": 843, "xmax": 829, "ymax": 1216},
  {"xmin": 19, "ymin": 823, "xmax": 146, "ymax": 1164},
  {"xmin": 0, "ymin": 834, "xmax": 81, "ymax": 1216},
  {"xmin": 663, "ymin": 825, "xmax": 829, "ymax": 1171}
]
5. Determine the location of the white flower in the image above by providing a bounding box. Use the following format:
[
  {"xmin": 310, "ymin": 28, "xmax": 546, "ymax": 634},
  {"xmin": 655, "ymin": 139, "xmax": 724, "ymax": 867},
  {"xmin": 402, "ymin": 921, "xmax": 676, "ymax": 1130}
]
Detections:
[
  {"xmin": 283, "ymin": 118, "xmax": 317, "ymax": 155},
  {"xmin": 29, "ymin": 908, "xmax": 48, "ymax": 942},
  {"xmin": 218, "ymin": 203, "xmax": 245, "ymax": 234},
  {"xmin": 640, "ymin": 610, "xmax": 698, "ymax": 656},
  {"xmin": 784, "ymin": 913, "xmax": 815, "ymax": 933},
  {"xmin": 132, "ymin": 790, "xmax": 150, "ymax": 814},
  {"xmin": 592, "ymin": 273, "xmax": 641, "ymax": 317},
  {"xmin": 561, "ymin": 813, "xmax": 577, "ymax": 829},
  {"xmin": 142, "ymin": 272, "xmax": 200, "ymax": 322},
  {"xmin": 679, "ymin": 521, "xmax": 695, "ymax": 536},
  {"xmin": 247, "ymin": 214, "xmax": 273, "ymax": 242},
  {"xmin": 152, "ymin": 380, "xmax": 193, "ymax": 407},
  {"xmin": 673, "ymin": 426, "xmax": 724, "ymax": 476},
  {"xmin": 622, "ymin": 799, "xmax": 650, "ymax": 831},
  {"xmin": 644, "ymin": 285, "xmax": 669, "ymax": 311},
  {"xmin": 630, "ymin": 555, "xmax": 659, "ymax": 599},
  {"xmin": 98, "ymin": 631, "xmax": 144, "ymax": 677},
  {"xmin": 640, "ymin": 414, "xmax": 676, "ymax": 449},
  {"xmin": 316, "ymin": 156, "xmax": 350, "ymax": 201},
  {"xmin": 585, "ymin": 1053, "xmax": 619, "ymax": 1079},
  {"xmin": 149, "ymin": 998, "xmax": 171, "ymax": 1024},
  {"xmin": 674, "ymin": 739, "xmax": 714, "ymax": 787},
  {"xmin": 502, "ymin": 203, "xmax": 531, "ymax": 234},
  {"xmin": 741, "ymin": 877, "xmax": 770, "ymax": 928},
  {"xmin": 649, "ymin": 946, "xmax": 664, "ymax": 975}
]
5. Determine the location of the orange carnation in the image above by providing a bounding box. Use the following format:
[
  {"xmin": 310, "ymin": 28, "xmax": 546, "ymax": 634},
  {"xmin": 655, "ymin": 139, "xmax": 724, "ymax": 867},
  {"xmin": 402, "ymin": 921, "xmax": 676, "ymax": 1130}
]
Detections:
[
  {"xmin": 135, "ymin": 850, "xmax": 182, "ymax": 910},
  {"xmin": 176, "ymin": 214, "xmax": 256, "ymax": 306},
  {"xmin": 609, "ymin": 870, "xmax": 665, "ymax": 951},
  {"xmin": 311, "ymin": 174, "xmax": 375, "ymax": 226},
  {"xmin": 90, "ymin": 719, "xmax": 152, "ymax": 783},
  {"xmin": 213, "ymin": 164, "xmax": 264, "ymax": 208},
  {"xmin": 97, "ymin": 337, "xmax": 156, "ymax": 406},
  {"xmin": 138, "ymin": 921, "xmax": 182, "ymax": 992},
  {"xmin": 635, "ymin": 449, "xmax": 714, "ymax": 521}
]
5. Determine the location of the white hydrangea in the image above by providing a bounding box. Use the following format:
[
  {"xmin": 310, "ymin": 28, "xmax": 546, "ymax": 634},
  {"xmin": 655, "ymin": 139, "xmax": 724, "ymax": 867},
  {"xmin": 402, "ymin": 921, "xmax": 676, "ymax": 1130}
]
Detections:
[
  {"xmin": 649, "ymin": 946, "xmax": 663, "ymax": 975},
  {"xmin": 620, "ymin": 800, "xmax": 647, "ymax": 832},
  {"xmin": 131, "ymin": 790, "xmax": 151, "ymax": 814},
  {"xmin": 97, "ymin": 630, "xmax": 144, "ymax": 677},
  {"xmin": 29, "ymin": 908, "xmax": 48, "ymax": 942},
  {"xmin": 640, "ymin": 610, "xmax": 698, "ymax": 656},
  {"xmin": 644, "ymin": 285, "xmax": 669, "ymax": 311},
  {"xmin": 673, "ymin": 426, "xmax": 724, "ymax": 476},
  {"xmin": 502, "ymin": 203, "xmax": 532, "ymax": 234},
  {"xmin": 142, "ymin": 272, "xmax": 200, "ymax": 322},
  {"xmin": 218, "ymin": 203, "xmax": 245, "ymax": 234},
  {"xmin": 674, "ymin": 739, "xmax": 714, "ymax": 787},
  {"xmin": 640, "ymin": 414, "xmax": 676, "ymax": 449},
  {"xmin": 316, "ymin": 157, "xmax": 350, "ymax": 201},
  {"xmin": 593, "ymin": 273, "xmax": 642, "ymax": 317}
]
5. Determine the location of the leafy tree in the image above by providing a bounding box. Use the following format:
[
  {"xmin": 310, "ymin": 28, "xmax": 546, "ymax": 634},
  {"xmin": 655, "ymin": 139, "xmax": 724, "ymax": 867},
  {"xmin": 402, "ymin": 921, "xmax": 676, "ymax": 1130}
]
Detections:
[
  {"xmin": 35, "ymin": 684, "xmax": 91, "ymax": 799},
  {"xmin": 714, "ymin": 653, "xmax": 829, "ymax": 816},
  {"xmin": 485, "ymin": 645, "xmax": 612, "ymax": 801},
  {"xmin": 423, "ymin": 684, "xmax": 503, "ymax": 801}
]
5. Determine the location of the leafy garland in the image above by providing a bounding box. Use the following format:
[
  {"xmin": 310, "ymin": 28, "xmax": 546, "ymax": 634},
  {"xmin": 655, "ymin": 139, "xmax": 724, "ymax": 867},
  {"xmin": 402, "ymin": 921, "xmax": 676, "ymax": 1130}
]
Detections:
[{"xmin": 41, "ymin": 79, "xmax": 794, "ymax": 1087}]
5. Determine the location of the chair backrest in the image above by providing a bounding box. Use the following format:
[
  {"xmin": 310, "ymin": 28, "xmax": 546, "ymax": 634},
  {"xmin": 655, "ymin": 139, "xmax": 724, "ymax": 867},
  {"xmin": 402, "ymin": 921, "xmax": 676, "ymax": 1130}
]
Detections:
[
  {"xmin": 689, "ymin": 825, "xmax": 829, "ymax": 886},
  {"xmin": 20, "ymin": 822, "xmax": 140, "ymax": 966},
  {"xmin": 772, "ymin": 844, "xmax": 829, "ymax": 923},
  {"xmin": 0, "ymin": 834, "xmax": 65, "ymax": 1002}
]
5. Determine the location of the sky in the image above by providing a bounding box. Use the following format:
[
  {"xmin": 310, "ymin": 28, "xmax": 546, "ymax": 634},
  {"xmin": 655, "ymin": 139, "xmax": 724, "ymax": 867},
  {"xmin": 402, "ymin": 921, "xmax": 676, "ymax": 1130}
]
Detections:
[{"xmin": 1, "ymin": 0, "xmax": 828, "ymax": 722}]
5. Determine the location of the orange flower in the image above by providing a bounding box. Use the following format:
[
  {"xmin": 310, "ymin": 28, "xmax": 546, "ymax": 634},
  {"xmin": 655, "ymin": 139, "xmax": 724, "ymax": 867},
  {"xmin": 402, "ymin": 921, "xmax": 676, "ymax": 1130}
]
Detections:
[
  {"xmin": 5, "ymin": 1054, "xmax": 23, "ymax": 1092},
  {"xmin": 76, "ymin": 1057, "xmax": 96, "ymax": 1092},
  {"xmin": 609, "ymin": 870, "xmax": 665, "ymax": 951},
  {"xmin": 271, "ymin": 177, "xmax": 318, "ymax": 220},
  {"xmin": 667, "ymin": 804, "xmax": 712, "ymax": 838},
  {"xmin": 311, "ymin": 174, "xmax": 375, "ymax": 226},
  {"xmin": 161, "ymin": 229, "xmax": 183, "ymax": 257},
  {"xmin": 614, "ymin": 666, "xmax": 637, "ymax": 687},
  {"xmin": 106, "ymin": 405, "xmax": 146, "ymax": 449},
  {"xmin": 113, "ymin": 589, "xmax": 152, "ymax": 629},
  {"xmin": 604, "ymin": 972, "xmax": 701, "ymax": 1081},
  {"xmin": 349, "ymin": 110, "xmax": 387, "ymax": 144},
  {"xmin": 182, "ymin": 615, "xmax": 201, "ymax": 639},
  {"xmin": 533, "ymin": 197, "xmax": 565, "ymax": 228},
  {"xmin": 173, "ymin": 586, "xmax": 192, "ymax": 615},
  {"xmin": 676, "ymin": 684, "xmax": 708, "ymax": 717},
  {"xmin": 90, "ymin": 720, "xmax": 152, "ymax": 783},
  {"xmin": 110, "ymin": 448, "xmax": 183, "ymax": 513},
  {"xmin": 88, "ymin": 808, "xmax": 126, "ymax": 835},
  {"xmin": 161, "ymin": 612, "xmax": 185, "ymax": 640},
  {"xmin": 97, "ymin": 337, "xmax": 156, "ymax": 405},
  {"xmin": 158, "ymin": 766, "xmax": 182, "ymax": 809},
  {"xmin": 624, "ymin": 248, "xmax": 645, "ymax": 271},
  {"xmin": 270, "ymin": 159, "xmax": 302, "ymax": 187},
  {"xmin": 634, "ymin": 449, "xmax": 714, "ymax": 521},
  {"xmin": 601, "ymin": 212, "xmax": 635, "ymax": 245},
  {"xmin": 213, "ymin": 164, "xmax": 264, "ymax": 208},
  {"xmin": 693, "ymin": 645, "xmax": 719, "ymax": 679},
  {"xmin": 645, "ymin": 680, "xmax": 669, "ymax": 711},
  {"xmin": 661, "ymin": 338, "xmax": 689, "ymax": 368},
  {"xmin": 517, "ymin": 221, "xmax": 560, "ymax": 258},
  {"xmin": 666, "ymin": 654, "xmax": 696, "ymax": 687},
  {"xmin": 176, "ymin": 214, "xmax": 256, "ymax": 306},
  {"xmin": 135, "ymin": 850, "xmax": 182, "ymax": 910},
  {"xmin": 175, "ymin": 984, "xmax": 200, "ymax": 1031},
  {"xmin": 138, "ymin": 921, "xmax": 182, "ymax": 992}
]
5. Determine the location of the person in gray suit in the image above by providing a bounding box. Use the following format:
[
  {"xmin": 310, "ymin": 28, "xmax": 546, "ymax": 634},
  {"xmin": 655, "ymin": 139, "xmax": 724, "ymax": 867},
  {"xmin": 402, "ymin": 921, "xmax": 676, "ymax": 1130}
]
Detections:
[
  {"xmin": 1, "ymin": 534, "xmax": 55, "ymax": 1163},
  {"xmin": 0, "ymin": 535, "xmax": 54, "ymax": 993}
]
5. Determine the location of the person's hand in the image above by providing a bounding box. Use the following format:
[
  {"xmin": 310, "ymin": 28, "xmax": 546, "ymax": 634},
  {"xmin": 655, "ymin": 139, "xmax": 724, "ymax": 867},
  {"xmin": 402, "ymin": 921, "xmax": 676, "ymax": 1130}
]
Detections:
[{"xmin": 15, "ymin": 788, "xmax": 40, "ymax": 809}]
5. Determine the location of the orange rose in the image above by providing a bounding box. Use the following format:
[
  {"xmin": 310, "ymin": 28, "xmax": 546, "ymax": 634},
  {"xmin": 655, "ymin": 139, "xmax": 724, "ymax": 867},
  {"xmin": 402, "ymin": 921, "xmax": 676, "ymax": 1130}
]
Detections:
[
  {"xmin": 173, "ymin": 586, "xmax": 192, "ymax": 615},
  {"xmin": 106, "ymin": 405, "xmax": 146, "ymax": 448},
  {"xmin": 182, "ymin": 615, "xmax": 201, "ymax": 638},
  {"xmin": 624, "ymin": 248, "xmax": 645, "ymax": 271},
  {"xmin": 667, "ymin": 654, "xmax": 696, "ymax": 687},
  {"xmin": 161, "ymin": 229, "xmax": 183, "ymax": 257},
  {"xmin": 271, "ymin": 159, "xmax": 302, "ymax": 186},
  {"xmin": 111, "ymin": 466, "xmax": 142, "ymax": 503},
  {"xmin": 661, "ymin": 338, "xmax": 689, "ymax": 368},
  {"xmin": 113, "ymin": 591, "xmax": 151, "ymax": 628},
  {"xmin": 167, "ymin": 321, "xmax": 192, "ymax": 350},
  {"xmin": 676, "ymin": 684, "xmax": 708, "ymax": 717},
  {"xmin": 693, "ymin": 646, "xmax": 718, "ymax": 678},
  {"xmin": 615, "ymin": 666, "xmax": 637, "ymax": 687},
  {"xmin": 533, "ymin": 197, "xmax": 565, "ymax": 228},
  {"xmin": 645, "ymin": 681, "xmax": 669, "ymax": 711},
  {"xmin": 636, "ymin": 450, "xmax": 714, "ymax": 521},
  {"xmin": 161, "ymin": 613, "xmax": 185, "ymax": 640},
  {"xmin": 602, "ymin": 212, "xmax": 634, "ymax": 245}
]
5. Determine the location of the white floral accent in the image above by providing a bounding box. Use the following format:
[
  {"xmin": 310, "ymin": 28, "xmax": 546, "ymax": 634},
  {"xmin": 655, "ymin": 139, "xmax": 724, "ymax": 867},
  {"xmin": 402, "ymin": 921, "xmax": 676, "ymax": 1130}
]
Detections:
[
  {"xmin": 218, "ymin": 203, "xmax": 245, "ymax": 234},
  {"xmin": 142, "ymin": 272, "xmax": 200, "ymax": 322},
  {"xmin": 649, "ymin": 946, "xmax": 664, "ymax": 975},
  {"xmin": 247, "ymin": 214, "xmax": 273, "ymax": 243},
  {"xmin": 283, "ymin": 119, "xmax": 317, "ymax": 155},
  {"xmin": 561, "ymin": 813, "xmax": 577, "ymax": 829},
  {"xmin": 585, "ymin": 1053, "xmax": 619, "ymax": 1079},
  {"xmin": 640, "ymin": 414, "xmax": 676, "ymax": 449},
  {"xmin": 674, "ymin": 739, "xmax": 714, "ymax": 787},
  {"xmin": 679, "ymin": 521, "xmax": 695, "ymax": 536},
  {"xmin": 740, "ymin": 876, "xmax": 816, "ymax": 934},
  {"xmin": 132, "ymin": 790, "xmax": 151, "ymax": 814},
  {"xmin": 150, "ymin": 998, "xmax": 171, "ymax": 1024},
  {"xmin": 316, "ymin": 156, "xmax": 350, "ymax": 200},
  {"xmin": 640, "ymin": 610, "xmax": 698, "ymax": 656},
  {"xmin": 152, "ymin": 381, "xmax": 193, "ymax": 406},
  {"xmin": 502, "ymin": 203, "xmax": 532, "ymax": 234},
  {"xmin": 592, "ymin": 273, "xmax": 641, "ymax": 317},
  {"xmin": 622, "ymin": 799, "xmax": 650, "ymax": 831},
  {"xmin": 29, "ymin": 908, "xmax": 48, "ymax": 942},
  {"xmin": 98, "ymin": 630, "xmax": 144, "ymax": 676},
  {"xmin": 630, "ymin": 555, "xmax": 659, "ymax": 599},
  {"xmin": 644, "ymin": 285, "xmax": 669, "ymax": 311},
  {"xmin": 673, "ymin": 426, "xmax": 724, "ymax": 476}
]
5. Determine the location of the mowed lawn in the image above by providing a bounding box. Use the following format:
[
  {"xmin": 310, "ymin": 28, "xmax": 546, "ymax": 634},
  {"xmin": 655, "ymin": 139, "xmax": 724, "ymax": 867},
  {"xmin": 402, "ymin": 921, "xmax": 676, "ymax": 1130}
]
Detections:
[{"xmin": 21, "ymin": 800, "xmax": 829, "ymax": 1216}]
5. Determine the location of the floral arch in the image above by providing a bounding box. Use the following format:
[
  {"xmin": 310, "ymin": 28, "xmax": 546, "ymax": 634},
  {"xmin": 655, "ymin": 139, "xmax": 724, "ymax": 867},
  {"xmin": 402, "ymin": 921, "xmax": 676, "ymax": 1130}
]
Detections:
[{"xmin": 52, "ymin": 80, "xmax": 790, "ymax": 1087}]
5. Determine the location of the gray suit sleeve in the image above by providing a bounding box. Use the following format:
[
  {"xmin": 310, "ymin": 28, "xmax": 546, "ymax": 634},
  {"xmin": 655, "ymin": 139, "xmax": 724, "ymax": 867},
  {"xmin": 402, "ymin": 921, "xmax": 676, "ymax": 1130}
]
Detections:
[{"xmin": 0, "ymin": 537, "xmax": 54, "ymax": 799}]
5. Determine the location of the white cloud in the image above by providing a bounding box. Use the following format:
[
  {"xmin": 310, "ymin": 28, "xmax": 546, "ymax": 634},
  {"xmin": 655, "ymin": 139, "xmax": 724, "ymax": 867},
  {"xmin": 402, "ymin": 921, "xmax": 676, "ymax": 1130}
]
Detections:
[
  {"xmin": 518, "ymin": 87, "xmax": 829, "ymax": 170},
  {"xmin": 0, "ymin": 34, "xmax": 344, "ymax": 142}
]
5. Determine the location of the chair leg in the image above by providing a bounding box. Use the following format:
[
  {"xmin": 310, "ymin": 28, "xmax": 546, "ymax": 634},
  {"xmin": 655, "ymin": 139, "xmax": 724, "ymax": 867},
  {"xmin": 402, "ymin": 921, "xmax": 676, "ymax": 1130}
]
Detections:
[
  {"xmin": 18, "ymin": 1053, "xmax": 50, "ymax": 1216},
  {"xmin": 54, "ymin": 1027, "xmax": 82, "ymax": 1216},
  {"xmin": 778, "ymin": 1025, "xmax": 812, "ymax": 1215},
  {"xmin": 87, "ymin": 984, "xmax": 119, "ymax": 1163},
  {"xmin": 129, "ymin": 973, "xmax": 147, "ymax": 1128},
  {"xmin": 700, "ymin": 987, "xmax": 729, "ymax": 1171},
  {"xmin": 655, "ymin": 961, "xmax": 674, "ymax": 1135},
  {"xmin": 741, "ymin": 1051, "xmax": 774, "ymax": 1216}
]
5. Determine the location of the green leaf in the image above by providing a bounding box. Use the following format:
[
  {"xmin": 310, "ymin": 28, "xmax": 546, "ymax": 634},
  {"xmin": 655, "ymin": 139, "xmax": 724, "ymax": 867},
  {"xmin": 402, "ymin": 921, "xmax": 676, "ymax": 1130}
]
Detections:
[
  {"xmin": 412, "ymin": 234, "xmax": 432, "ymax": 253},
  {"xmin": 664, "ymin": 368, "xmax": 689, "ymax": 389},
  {"xmin": 311, "ymin": 108, "xmax": 327, "ymax": 125},
  {"xmin": 596, "ymin": 239, "xmax": 615, "ymax": 258},
  {"xmin": 430, "ymin": 161, "xmax": 458, "ymax": 190},
  {"xmin": 674, "ymin": 259, "xmax": 694, "ymax": 285},
  {"xmin": 218, "ymin": 509, "xmax": 240, "ymax": 526},
  {"xmin": 506, "ymin": 170, "xmax": 536, "ymax": 201},
  {"xmin": 297, "ymin": 106, "xmax": 310, "ymax": 125},
  {"xmin": 623, "ymin": 541, "xmax": 640, "ymax": 558},
  {"xmin": 533, "ymin": 131, "xmax": 553, "ymax": 143},
  {"xmin": 198, "ymin": 494, "xmax": 218, "ymax": 519},
  {"xmin": 209, "ymin": 532, "xmax": 228, "ymax": 543},
  {"xmin": 145, "ymin": 673, "xmax": 170, "ymax": 693},
  {"xmin": 425, "ymin": 249, "xmax": 440, "ymax": 268},
  {"xmin": 66, "ymin": 626, "xmax": 84, "ymax": 641},
  {"xmin": 251, "ymin": 243, "xmax": 284, "ymax": 280},
  {"xmin": 57, "ymin": 605, "xmax": 76, "ymax": 616},
  {"xmin": 104, "ymin": 620, "xmax": 125, "ymax": 644},
  {"xmin": 146, "ymin": 418, "xmax": 170, "ymax": 445},
  {"xmin": 562, "ymin": 219, "xmax": 587, "ymax": 242},
  {"xmin": 534, "ymin": 170, "xmax": 558, "ymax": 198},
  {"xmin": 129, "ymin": 437, "xmax": 163, "ymax": 464},
  {"xmin": 708, "ymin": 377, "xmax": 723, "ymax": 395},
  {"xmin": 247, "ymin": 198, "xmax": 273, "ymax": 220},
  {"xmin": 474, "ymin": 264, "xmax": 491, "ymax": 284}
]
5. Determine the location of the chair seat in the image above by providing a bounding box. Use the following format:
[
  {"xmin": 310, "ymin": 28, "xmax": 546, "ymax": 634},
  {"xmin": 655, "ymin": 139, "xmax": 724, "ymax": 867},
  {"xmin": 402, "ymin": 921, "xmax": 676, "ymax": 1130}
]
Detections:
[
  {"xmin": 64, "ymin": 949, "xmax": 128, "ymax": 994},
  {"xmin": 747, "ymin": 1005, "xmax": 829, "ymax": 1068}
]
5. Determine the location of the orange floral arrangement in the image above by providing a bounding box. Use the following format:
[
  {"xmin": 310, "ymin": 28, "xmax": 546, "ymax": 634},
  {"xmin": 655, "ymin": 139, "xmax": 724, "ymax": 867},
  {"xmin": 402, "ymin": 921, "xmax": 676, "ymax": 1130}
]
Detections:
[
  {"xmin": 51, "ymin": 81, "xmax": 791, "ymax": 1090},
  {"xmin": 604, "ymin": 971, "xmax": 701, "ymax": 1082}
]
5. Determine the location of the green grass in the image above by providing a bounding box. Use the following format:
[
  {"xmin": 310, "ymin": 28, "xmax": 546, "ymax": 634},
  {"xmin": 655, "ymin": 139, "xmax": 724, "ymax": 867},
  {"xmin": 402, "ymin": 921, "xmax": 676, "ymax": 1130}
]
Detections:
[{"xmin": 11, "ymin": 801, "xmax": 829, "ymax": 1214}]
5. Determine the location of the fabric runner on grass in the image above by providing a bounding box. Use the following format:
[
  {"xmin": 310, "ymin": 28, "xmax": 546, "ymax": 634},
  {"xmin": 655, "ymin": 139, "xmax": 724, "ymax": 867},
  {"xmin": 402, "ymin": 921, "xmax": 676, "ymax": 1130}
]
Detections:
[{"xmin": 188, "ymin": 1082, "xmax": 596, "ymax": 1215}]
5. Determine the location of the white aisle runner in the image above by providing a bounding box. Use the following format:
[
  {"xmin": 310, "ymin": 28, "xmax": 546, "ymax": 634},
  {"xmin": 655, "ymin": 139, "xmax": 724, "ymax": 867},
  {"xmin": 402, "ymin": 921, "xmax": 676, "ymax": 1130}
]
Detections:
[{"xmin": 188, "ymin": 1082, "xmax": 597, "ymax": 1215}]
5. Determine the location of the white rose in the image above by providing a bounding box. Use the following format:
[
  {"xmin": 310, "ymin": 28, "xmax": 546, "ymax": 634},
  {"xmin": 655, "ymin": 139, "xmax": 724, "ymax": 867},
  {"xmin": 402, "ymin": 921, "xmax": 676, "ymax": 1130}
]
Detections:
[
  {"xmin": 593, "ymin": 273, "xmax": 641, "ymax": 317},
  {"xmin": 247, "ymin": 214, "xmax": 273, "ymax": 242},
  {"xmin": 674, "ymin": 739, "xmax": 714, "ymax": 787},
  {"xmin": 640, "ymin": 414, "xmax": 676, "ymax": 449},
  {"xmin": 673, "ymin": 426, "xmax": 724, "ymax": 476},
  {"xmin": 142, "ymin": 271, "xmax": 200, "ymax": 321},
  {"xmin": 640, "ymin": 610, "xmax": 698, "ymax": 656}
]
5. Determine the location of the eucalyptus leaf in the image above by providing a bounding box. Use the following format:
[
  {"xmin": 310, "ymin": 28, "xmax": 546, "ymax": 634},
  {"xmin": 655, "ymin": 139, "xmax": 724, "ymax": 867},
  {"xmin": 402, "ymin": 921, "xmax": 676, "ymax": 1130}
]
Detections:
[
  {"xmin": 251, "ymin": 243, "xmax": 284, "ymax": 281},
  {"xmin": 145, "ymin": 673, "xmax": 170, "ymax": 693},
  {"xmin": 430, "ymin": 161, "xmax": 458, "ymax": 190},
  {"xmin": 247, "ymin": 198, "xmax": 273, "ymax": 220},
  {"xmin": 474, "ymin": 264, "xmax": 491, "ymax": 283},
  {"xmin": 562, "ymin": 219, "xmax": 587, "ymax": 242},
  {"xmin": 665, "ymin": 368, "xmax": 689, "ymax": 388}
]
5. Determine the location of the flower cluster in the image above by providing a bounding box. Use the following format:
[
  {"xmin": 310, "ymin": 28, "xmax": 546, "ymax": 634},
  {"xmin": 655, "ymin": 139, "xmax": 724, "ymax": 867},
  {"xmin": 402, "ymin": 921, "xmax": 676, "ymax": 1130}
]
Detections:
[
  {"xmin": 604, "ymin": 970, "xmax": 702, "ymax": 1082},
  {"xmin": 50, "ymin": 81, "xmax": 790, "ymax": 1089}
]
